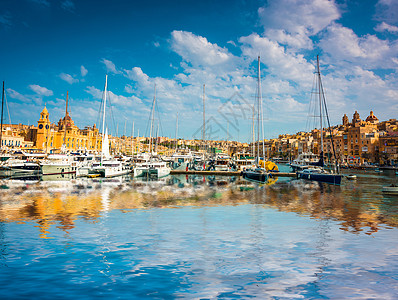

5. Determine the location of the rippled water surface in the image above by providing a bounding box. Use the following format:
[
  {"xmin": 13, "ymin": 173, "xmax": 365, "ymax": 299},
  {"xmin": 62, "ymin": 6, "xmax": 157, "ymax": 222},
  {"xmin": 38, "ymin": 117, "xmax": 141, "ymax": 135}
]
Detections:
[{"xmin": 0, "ymin": 166, "xmax": 397, "ymax": 299}]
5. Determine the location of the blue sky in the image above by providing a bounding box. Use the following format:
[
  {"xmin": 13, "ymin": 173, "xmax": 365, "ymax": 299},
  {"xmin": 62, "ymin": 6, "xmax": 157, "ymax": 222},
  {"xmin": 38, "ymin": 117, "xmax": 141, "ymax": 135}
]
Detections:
[{"xmin": 1, "ymin": 0, "xmax": 397, "ymax": 141}]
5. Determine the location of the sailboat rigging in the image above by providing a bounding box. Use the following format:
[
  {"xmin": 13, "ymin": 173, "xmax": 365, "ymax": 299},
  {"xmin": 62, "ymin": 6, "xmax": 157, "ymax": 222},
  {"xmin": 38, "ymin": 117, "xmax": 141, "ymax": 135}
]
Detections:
[
  {"xmin": 242, "ymin": 56, "xmax": 278, "ymax": 183},
  {"xmin": 297, "ymin": 56, "xmax": 342, "ymax": 185},
  {"xmin": 91, "ymin": 75, "xmax": 130, "ymax": 177}
]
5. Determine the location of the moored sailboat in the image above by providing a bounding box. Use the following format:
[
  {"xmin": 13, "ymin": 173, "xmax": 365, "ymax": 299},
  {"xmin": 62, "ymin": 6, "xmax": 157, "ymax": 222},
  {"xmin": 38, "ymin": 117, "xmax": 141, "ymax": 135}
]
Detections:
[
  {"xmin": 242, "ymin": 56, "xmax": 274, "ymax": 183},
  {"xmin": 91, "ymin": 75, "xmax": 130, "ymax": 178},
  {"xmin": 133, "ymin": 84, "xmax": 170, "ymax": 178},
  {"xmin": 297, "ymin": 56, "xmax": 342, "ymax": 185}
]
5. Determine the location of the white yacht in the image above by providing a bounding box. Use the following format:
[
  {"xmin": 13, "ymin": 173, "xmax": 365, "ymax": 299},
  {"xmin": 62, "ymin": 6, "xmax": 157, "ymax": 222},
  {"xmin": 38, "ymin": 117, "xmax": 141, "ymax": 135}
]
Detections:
[
  {"xmin": 290, "ymin": 152, "xmax": 320, "ymax": 172},
  {"xmin": 40, "ymin": 153, "xmax": 77, "ymax": 175},
  {"xmin": 91, "ymin": 159, "xmax": 130, "ymax": 178},
  {"xmin": 74, "ymin": 153, "xmax": 96, "ymax": 177},
  {"xmin": 168, "ymin": 149, "xmax": 194, "ymax": 170},
  {"xmin": 134, "ymin": 160, "xmax": 171, "ymax": 178}
]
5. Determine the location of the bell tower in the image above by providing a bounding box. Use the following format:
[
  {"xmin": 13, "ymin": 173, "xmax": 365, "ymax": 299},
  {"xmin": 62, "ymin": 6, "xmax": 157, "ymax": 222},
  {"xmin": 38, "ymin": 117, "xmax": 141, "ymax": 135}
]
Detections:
[
  {"xmin": 36, "ymin": 106, "xmax": 50, "ymax": 151},
  {"xmin": 342, "ymin": 114, "xmax": 349, "ymax": 126}
]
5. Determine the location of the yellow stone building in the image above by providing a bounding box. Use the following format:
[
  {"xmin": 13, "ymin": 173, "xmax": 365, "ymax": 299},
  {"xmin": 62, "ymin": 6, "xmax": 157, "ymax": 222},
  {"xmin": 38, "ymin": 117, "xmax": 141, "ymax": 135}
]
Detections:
[{"xmin": 36, "ymin": 106, "xmax": 102, "ymax": 153}]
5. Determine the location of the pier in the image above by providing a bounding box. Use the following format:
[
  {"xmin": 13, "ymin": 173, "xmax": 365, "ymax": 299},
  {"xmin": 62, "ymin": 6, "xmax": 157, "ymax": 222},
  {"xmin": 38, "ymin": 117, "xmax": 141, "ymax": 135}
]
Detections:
[{"xmin": 170, "ymin": 170, "xmax": 297, "ymax": 177}]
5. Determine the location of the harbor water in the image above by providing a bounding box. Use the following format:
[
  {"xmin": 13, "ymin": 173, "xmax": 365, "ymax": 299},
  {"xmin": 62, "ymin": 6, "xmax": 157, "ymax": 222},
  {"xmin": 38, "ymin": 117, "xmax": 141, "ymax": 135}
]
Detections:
[{"xmin": 0, "ymin": 165, "xmax": 397, "ymax": 299}]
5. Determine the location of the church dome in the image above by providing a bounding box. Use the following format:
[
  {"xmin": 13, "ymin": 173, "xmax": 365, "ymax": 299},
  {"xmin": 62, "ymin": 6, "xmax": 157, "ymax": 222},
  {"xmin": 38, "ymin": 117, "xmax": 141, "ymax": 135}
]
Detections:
[{"xmin": 365, "ymin": 111, "xmax": 379, "ymax": 123}]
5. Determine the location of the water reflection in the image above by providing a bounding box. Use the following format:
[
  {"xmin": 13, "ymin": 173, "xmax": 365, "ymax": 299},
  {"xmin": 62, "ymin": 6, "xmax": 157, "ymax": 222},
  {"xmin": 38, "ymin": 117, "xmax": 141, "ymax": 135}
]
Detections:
[{"xmin": 0, "ymin": 172, "xmax": 397, "ymax": 239}]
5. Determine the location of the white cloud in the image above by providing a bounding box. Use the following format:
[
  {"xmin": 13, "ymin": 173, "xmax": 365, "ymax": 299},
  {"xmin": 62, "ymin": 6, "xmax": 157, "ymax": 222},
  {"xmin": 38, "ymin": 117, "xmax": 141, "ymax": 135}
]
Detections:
[
  {"xmin": 85, "ymin": 86, "xmax": 103, "ymax": 99},
  {"xmin": 375, "ymin": 0, "xmax": 398, "ymax": 25},
  {"xmin": 101, "ymin": 58, "xmax": 119, "ymax": 74},
  {"xmin": 29, "ymin": 84, "xmax": 53, "ymax": 96},
  {"xmin": 59, "ymin": 73, "xmax": 79, "ymax": 84},
  {"xmin": 124, "ymin": 84, "xmax": 134, "ymax": 93},
  {"xmin": 375, "ymin": 22, "xmax": 398, "ymax": 33},
  {"xmin": 80, "ymin": 65, "xmax": 88, "ymax": 77},
  {"xmin": 6, "ymin": 88, "xmax": 29, "ymax": 102},
  {"xmin": 239, "ymin": 33, "xmax": 314, "ymax": 86},
  {"xmin": 124, "ymin": 67, "xmax": 151, "ymax": 89},
  {"xmin": 259, "ymin": 0, "xmax": 340, "ymax": 49},
  {"xmin": 171, "ymin": 30, "xmax": 233, "ymax": 66},
  {"xmin": 320, "ymin": 23, "xmax": 392, "ymax": 65},
  {"xmin": 85, "ymin": 85, "xmax": 142, "ymax": 107}
]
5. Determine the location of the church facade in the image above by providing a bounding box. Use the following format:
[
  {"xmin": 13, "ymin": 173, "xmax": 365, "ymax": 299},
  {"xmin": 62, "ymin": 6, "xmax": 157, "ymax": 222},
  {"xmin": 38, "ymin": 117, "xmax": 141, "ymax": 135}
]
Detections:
[{"xmin": 36, "ymin": 106, "xmax": 102, "ymax": 153}]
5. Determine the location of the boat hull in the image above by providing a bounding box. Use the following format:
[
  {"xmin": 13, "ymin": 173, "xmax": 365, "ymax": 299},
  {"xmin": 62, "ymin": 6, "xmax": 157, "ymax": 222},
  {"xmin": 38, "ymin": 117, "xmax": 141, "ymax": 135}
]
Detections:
[
  {"xmin": 135, "ymin": 167, "xmax": 171, "ymax": 178},
  {"xmin": 297, "ymin": 172, "xmax": 342, "ymax": 185},
  {"xmin": 242, "ymin": 170, "xmax": 269, "ymax": 183},
  {"xmin": 41, "ymin": 164, "xmax": 76, "ymax": 176}
]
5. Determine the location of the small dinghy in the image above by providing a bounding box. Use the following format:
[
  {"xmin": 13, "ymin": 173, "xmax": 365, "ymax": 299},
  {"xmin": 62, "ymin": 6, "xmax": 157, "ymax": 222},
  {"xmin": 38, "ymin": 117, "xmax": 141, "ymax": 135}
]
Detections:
[{"xmin": 346, "ymin": 174, "xmax": 357, "ymax": 180}]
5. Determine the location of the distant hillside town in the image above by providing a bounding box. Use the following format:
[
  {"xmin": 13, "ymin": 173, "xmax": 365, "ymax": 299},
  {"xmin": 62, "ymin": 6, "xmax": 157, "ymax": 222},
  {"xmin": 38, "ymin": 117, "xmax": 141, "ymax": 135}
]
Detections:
[{"xmin": 1, "ymin": 107, "xmax": 397, "ymax": 166}]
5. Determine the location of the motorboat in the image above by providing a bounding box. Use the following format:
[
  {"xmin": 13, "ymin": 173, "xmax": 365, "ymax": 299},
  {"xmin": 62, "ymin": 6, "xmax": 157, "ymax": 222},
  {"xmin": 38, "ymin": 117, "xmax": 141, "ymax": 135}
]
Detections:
[
  {"xmin": 290, "ymin": 152, "xmax": 321, "ymax": 171},
  {"xmin": 40, "ymin": 153, "xmax": 77, "ymax": 175},
  {"xmin": 91, "ymin": 160, "xmax": 130, "ymax": 178},
  {"xmin": 133, "ymin": 160, "xmax": 171, "ymax": 178}
]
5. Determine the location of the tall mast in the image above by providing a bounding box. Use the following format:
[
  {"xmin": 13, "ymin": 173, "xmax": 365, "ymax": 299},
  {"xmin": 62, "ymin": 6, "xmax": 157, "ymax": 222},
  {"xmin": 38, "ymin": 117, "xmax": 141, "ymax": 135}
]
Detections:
[
  {"xmin": 317, "ymin": 55, "xmax": 324, "ymax": 155},
  {"xmin": 63, "ymin": 91, "xmax": 68, "ymax": 149},
  {"xmin": 101, "ymin": 75, "xmax": 108, "ymax": 165},
  {"xmin": 131, "ymin": 121, "xmax": 134, "ymax": 155},
  {"xmin": 252, "ymin": 106, "xmax": 255, "ymax": 158},
  {"xmin": 175, "ymin": 112, "xmax": 178, "ymax": 152},
  {"xmin": 155, "ymin": 123, "xmax": 159, "ymax": 153},
  {"xmin": 149, "ymin": 84, "xmax": 156, "ymax": 156},
  {"xmin": 202, "ymin": 84, "xmax": 205, "ymax": 148},
  {"xmin": 137, "ymin": 128, "xmax": 140, "ymax": 153},
  {"xmin": 256, "ymin": 56, "xmax": 261, "ymax": 164},
  {"xmin": 0, "ymin": 82, "xmax": 4, "ymax": 151}
]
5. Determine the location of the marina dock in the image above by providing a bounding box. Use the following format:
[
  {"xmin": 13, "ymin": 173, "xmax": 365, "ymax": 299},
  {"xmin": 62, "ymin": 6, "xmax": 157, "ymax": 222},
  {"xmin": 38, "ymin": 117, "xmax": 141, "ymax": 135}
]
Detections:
[{"xmin": 170, "ymin": 170, "xmax": 297, "ymax": 177}]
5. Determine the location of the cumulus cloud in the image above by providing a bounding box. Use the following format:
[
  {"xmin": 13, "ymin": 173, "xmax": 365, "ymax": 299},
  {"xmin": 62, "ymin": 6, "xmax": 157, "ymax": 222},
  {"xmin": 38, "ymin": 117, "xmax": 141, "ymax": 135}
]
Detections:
[
  {"xmin": 101, "ymin": 58, "xmax": 119, "ymax": 74},
  {"xmin": 375, "ymin": 0, "xmax": 398, "ymax": 25},
  {"xmin": 171, "ymin": 30, "xmax": 233, "ymax": 66},
  {"xmin": 259, "ymin": 0, "xmax": 340, "ymax": 49},
  {"xmin": 80, "ymin": 65, "xmax": 88, "ymax": 77},
  {"xmin": 124, "ymin": 84, "xmax": 134, "ymax": 93},
  {"xmin": 375, "ymin": 22, "xmax": 398, "ymax": 33},
  {"xmin": 59, "ymin": 73, "xmax": 79, "ymax": 84},
  {"xmin": 239, "ymin": 33, "xmax": 314, "ymax": 86},
  {"xmin": 320, "ymin": 23, "xmax": 392, "ymax": 66},
  {"xmin": 29, "ymin": 84, "xmax": 53, "ymax": 96}
]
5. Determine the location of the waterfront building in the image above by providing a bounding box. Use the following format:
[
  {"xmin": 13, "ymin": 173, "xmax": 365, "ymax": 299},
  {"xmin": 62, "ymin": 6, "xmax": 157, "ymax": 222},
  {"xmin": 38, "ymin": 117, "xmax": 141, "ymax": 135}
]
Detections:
[
  {"xmin": 0, "ymin": 124, "xmax": 34, "ymax": 149},
  {"xmin": 36, "ymin": 106, "xmax": 102, "ymax": 153}
]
